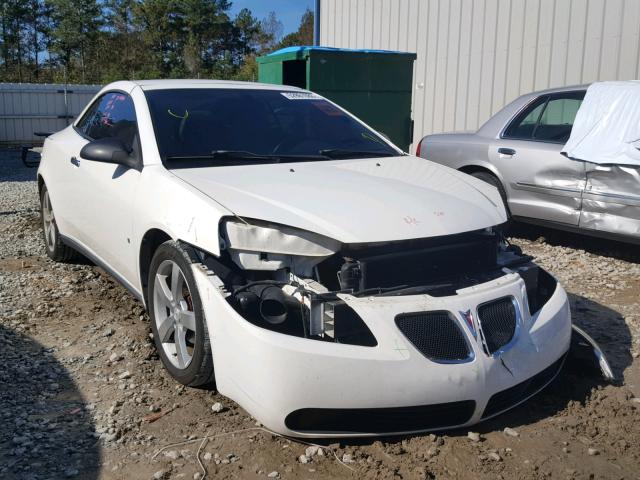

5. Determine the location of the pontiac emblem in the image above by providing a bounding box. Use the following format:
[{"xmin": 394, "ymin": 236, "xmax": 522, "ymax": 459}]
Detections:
[{"xmin": 460, "ymin": 309, "xmax": 477, "ymax": 338}]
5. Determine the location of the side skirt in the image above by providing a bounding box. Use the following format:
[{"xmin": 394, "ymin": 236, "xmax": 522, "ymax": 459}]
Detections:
[
  {"xmin": 60, "ymin": 234, "xmax": 145, "ymax": 304},
  {"xmin": 512, "ymin": 215, "xmax": 640, "ymax": 245}
]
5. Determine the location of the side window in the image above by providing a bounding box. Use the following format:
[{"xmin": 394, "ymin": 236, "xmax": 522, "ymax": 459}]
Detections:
[
  {"xmin": 503, "ymin": 91, "xmax": 585, "ymax": 143},
  {"xmin": 534, "ymin": 97, "xmax": 583, "ymax": 143},
  {"xmin": 503, "ymin": 96, "xmax": 549, "ymax": 140},
  {"xmin": 76, "ymin": 99, "xmax": 101, "ymax": 133},
  {"xmin": 76, "ymin": 92, "xmax": 138, "ymax": 150}
]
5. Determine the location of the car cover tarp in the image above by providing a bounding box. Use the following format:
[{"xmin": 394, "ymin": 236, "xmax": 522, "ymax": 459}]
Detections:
[{"xmin": 562, "ymin": 81, "xmax": 640, "ymax": 166}]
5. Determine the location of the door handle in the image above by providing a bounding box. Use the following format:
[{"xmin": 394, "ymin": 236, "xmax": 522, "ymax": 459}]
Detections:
[
  {"xmin": 70, "ymin": 156, "xmax": 80, "ymax": 167},
  {"xmin": 498, "ymin": 148, "xmax": 516, "ymax": 156}
]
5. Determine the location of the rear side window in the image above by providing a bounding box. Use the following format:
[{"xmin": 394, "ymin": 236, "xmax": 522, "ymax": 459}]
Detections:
[
  {"xmin": 76, "ymin": 92, "xmax": 138, "ymax": 150},
  {"xmin": 535, "ymin": 97, "xmax": 583, "ymax": 142},
  {"xmin": 503, "ymin": 91, "xmax": 585, "ymax": 143}
]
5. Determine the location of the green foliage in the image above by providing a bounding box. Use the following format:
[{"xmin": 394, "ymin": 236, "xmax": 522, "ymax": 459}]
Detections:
[
  {"xmin": 277, "ymin": 8, "xmax": 313, "ymax": 50},
  {"xmin": 0, "ymin": 1, "xmax": 314, "ymax": 83}
]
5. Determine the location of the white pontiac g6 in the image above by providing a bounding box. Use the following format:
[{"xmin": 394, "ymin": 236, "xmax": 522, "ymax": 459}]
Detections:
[{"xmin": 37, "ymin": 80, "xmax": 572, "ymax": 437}]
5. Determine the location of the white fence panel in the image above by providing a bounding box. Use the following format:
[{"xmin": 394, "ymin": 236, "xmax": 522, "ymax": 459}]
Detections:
[{"xmin": 0, "ymin": 83, "xmax": 101, "ymax": 144}]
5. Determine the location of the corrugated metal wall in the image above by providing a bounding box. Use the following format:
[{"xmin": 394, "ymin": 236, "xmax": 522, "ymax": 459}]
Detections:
[
  {"xmin": 0, "ymin": 83, "xmax": 101, "ymax": 144},
  {"xmin": 320, "ymin": 0, "xmax": 640, "ymax": 151}
]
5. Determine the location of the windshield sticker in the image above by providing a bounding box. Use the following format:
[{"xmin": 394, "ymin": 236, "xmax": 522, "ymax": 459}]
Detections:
[
  {"xmin": 280, "ymin": 91, "xmax": 322, "ymax": 100},
  {"xmin": 167, "ymin": 108, "xmax": 189, "ymax": 119}
]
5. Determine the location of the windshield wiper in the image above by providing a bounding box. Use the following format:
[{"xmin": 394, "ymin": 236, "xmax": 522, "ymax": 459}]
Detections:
[
  {"xmin": 211, "ymin": 150, "xmax": 283, "ymax": 161},
  {"xmin": 166, "ymin": 150, "xmax": 330, "ymax": 163},
  {"xmin": 319, "ymin": 149, "xmax": 398, "ymax": 159},
  {"xmin": 165, "ymin": 150, "xmax": 283, "ymax": 163}
]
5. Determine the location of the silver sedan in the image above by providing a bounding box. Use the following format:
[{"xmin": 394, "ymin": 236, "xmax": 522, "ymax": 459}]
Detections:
[{"xmin": 417, "ymin": 84, "xmax": 640, "ymax": 243}]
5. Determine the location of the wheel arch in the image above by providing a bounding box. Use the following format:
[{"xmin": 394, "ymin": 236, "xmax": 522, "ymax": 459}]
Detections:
[
  {"xmin": 37, "ymin": 174, "xmax": 45, "ymax": 196},
  {"xmin": 458, "ymin": 164, "xmax": 503, "ymax": 183},
  {"xmin": 458, "ymin": 164, "xmax": 511, "ymax": 217},
  {"xmin": 458, "ymin": 164, "xmax": 509, "ymax": 192},
  {"xmin": 139, "ymin": 228, "xmax": 173, "ymax": 306}
]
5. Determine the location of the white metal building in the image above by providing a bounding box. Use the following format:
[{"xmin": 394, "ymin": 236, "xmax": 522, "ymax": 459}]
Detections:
[
  {"xmin": 319, "ymin": 0, "xmax": 640, "ymax": 151},
  {"xmin": 0, "ymin": 83, "xmax": 101, "ymax": 144}
]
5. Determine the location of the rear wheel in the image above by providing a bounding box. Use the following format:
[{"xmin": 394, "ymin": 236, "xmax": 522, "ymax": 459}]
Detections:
[
  {"xmin": 148, "ymin": 241, "xmax": 215, "ymax": 387},
  {"xmin": 40, "ymin": 185, "xmax": 77, "ymax": 262},
  {"xmin": 471, "ymin": 171, "xmax": 510, "ymax": 217}
]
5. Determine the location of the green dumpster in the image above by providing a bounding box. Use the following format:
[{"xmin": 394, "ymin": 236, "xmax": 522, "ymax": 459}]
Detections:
[{"xmin": 257, "ymin": 46, "xmax": 416, "ymax": 151}]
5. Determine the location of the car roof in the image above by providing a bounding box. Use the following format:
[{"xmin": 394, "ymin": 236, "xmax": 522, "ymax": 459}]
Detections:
[
  {"xmin": 475, "ymin": 83, "xmax": 591, "ymax": 138},
  {"xmin": 103, "ymin": 79, "xmax": 305, "ymax": 93},
  {"xmin": 525, "ymin": 83, "xmax": 590, "ymax": 96}
]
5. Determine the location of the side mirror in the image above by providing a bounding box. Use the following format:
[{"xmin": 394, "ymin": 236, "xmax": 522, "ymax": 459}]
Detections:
[{"xmin": 80, "ymin": 137, "xmax": 139, "ymax": 170}]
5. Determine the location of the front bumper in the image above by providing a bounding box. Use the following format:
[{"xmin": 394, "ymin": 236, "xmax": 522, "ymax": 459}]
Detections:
[{"xmin": 193, "ymin": 267, "xmax": 571, "ymax": 437}]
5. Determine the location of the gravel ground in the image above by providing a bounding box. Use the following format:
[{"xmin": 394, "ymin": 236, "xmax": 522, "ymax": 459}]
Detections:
[{"xmin": 1, "ymin": 148, "xmax": 640, "ymax": 480}]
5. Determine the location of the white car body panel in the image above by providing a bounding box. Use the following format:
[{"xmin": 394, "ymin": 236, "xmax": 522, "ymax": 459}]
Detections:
[
  {"xmin": 171, "ymin": 156, "xmax": 506, "ymax": 244},
  {"xmin": 37, "ymin": 79, "xmax": 571, "ymax": 437},
  {"xmin": 193, "ymin": 265, "xmax": 570, "ymax": 437}
]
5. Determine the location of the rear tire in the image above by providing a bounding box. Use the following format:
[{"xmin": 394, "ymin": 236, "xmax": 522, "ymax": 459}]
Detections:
[
  {"xmin": 148, "ymin": 241, "xmax": 215, "ymax": 388},
  {"xmin": 40, "ymin": 185, "xmax": 77, "ymax": 262}
]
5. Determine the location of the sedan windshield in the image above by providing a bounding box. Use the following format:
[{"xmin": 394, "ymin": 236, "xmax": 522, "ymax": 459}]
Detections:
[{"xmin": 144, "ymin": 88, "xmax": 399, "ymax": 166}]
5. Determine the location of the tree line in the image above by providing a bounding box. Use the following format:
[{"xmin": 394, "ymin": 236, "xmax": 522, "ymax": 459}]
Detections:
[{"xmin": 0, "ymin": 0, "xmax": 313, "ymax": 84}]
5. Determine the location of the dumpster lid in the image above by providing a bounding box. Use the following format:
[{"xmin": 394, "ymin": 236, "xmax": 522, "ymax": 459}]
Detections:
[{"xmin": 266, "ymin": 45, "xmax": 416, "ymax": 57}]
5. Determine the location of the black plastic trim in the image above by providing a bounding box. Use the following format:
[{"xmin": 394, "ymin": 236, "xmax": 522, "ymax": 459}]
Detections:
[
  {"xmin": 395, "ymin": 311, "xmax": 473, "ymax": 363},
  {"xmin": 285, "ymin": 400, "xmax": 476, "ymax": 434}
]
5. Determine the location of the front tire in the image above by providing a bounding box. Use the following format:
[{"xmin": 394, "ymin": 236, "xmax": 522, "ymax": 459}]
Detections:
[
  {"xmin": 148, "ymin": 241, "xmax": 215, "ymax": 388},
  {"xmin": 40, "ymin": 185, "xmax": 77, "ymax": 262}
]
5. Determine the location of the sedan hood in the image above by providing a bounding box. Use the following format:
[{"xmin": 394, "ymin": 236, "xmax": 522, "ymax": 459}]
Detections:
[{"xmin": 171, "ymin": 156, "xmax": 507, "ymax": 243}]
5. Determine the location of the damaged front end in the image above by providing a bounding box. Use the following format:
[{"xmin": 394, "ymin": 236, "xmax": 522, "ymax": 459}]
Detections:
[
  {"xmin": 175, "ymin": 218, "xmax": 580, "ymax": 366},
  {"xmin": 211, "ymin": 218, "xmax": 560, "ymax": 349},
  {"xmin": 183, "ymin": 217, "xmax": 611, "ymax": 436}
]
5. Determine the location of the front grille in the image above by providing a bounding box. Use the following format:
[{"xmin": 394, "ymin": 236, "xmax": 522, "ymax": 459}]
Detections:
[
  {"xmin": 285, "ymin": 400, "xmax": 476, "ymax": 433},
  {"xmin": 395, "ymin": 311, "xmax": 471, "ymax": 362},
  {"xmin": 482, "ymin": 354, "xmax": 566, "ymax": 418},
  {"xmin": 478, "ymin": 297, "xmax": 517, "ymax": 354}
]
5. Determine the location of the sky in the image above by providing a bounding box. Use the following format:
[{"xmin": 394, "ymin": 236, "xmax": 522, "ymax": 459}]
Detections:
[{"xmin": 229, "ymin": 0, "xmax": 315, "ymax": 37}]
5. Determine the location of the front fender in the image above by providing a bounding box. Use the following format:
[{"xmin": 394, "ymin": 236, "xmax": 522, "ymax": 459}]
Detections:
[{"xmin": 133, "ymin": 166, "xmax": 234, "ymax": 290}]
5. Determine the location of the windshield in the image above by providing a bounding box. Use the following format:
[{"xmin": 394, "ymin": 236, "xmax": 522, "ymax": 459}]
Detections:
[{"xmin": 144, "ymin": 88, "xmax": 399, "ymax": 165}]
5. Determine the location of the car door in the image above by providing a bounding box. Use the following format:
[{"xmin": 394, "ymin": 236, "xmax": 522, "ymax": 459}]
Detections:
[
  {"xmin": 580, "ymin": 163, "xmax": 640, "ymax": 238},
  {"xmin": 489, "ymin": 91, "xmax": 586, "ymax": 225},
  {"xmin": 73, "ymin": 91, "xmax": 143, "ymax": 287},
  {"xmin": 42, "ymin": 124, "xmax": 94, "ymax": 242}
]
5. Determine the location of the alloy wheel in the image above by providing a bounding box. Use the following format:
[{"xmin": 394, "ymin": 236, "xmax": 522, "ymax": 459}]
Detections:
[
  {"xmin": 42, "ymin": 191, "xmax": 56, "ymax": 252},
  {"xmin": 153, "ymin": 259, "xmax": 197, "ymax": 369}
]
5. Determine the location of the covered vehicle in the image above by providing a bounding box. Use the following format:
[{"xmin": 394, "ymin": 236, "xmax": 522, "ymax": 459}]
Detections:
[
  {"xmin": 417, "ymin": 82, "xmax": 640, "ymax": 243},
  {"xmin": 38, "ymin": 80, "xmax": 572, "ymax": 437}
]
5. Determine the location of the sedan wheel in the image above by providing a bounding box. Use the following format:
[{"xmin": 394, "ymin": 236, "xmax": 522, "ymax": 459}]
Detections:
[
  {"xmin": 153, "ymin": 259, "xmax": 197, "ymax": 369},
  {"xmin": 39, "ymin": 185, "xmax": 77, "ymax": 262},
  {"xmin": 148, "ymin": 241, "xmax": 215, "ymax": 387},
  {"xmin": 42, "ymin": 191, "xmax": 57, "ymax": 251}
]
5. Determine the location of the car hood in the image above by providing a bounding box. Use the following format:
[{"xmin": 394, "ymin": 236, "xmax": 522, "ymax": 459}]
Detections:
[{"xmin": 170, "ymin": 156, "xmax": 507, "ymax": 243}]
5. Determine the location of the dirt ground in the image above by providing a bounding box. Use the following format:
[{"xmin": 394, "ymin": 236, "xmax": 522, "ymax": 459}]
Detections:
[{"xmin": 1, "ymin": 149, "xmax": 639, "ymax": 480}]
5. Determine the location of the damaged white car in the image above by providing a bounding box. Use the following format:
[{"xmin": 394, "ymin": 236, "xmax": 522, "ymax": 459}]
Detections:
[{"xmin": 38, "ymin": 80, "xmax": 581, "ymax": 437}]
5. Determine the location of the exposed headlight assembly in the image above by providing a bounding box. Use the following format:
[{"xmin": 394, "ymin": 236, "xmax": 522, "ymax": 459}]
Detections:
[
  {"xmin": 221, "ymin": 218, "xmax": 340, "ymax": 276},
  {"xmin": 308, "ymin": 296, "xmax": 377, "ymax": 347},
  {"xmin": 220, "ymin": 219, "xmax": 376, "ymax": 346},
  {"xmin": 231, "ymin": 280, "xmax": 377, "ymax": 347}
]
